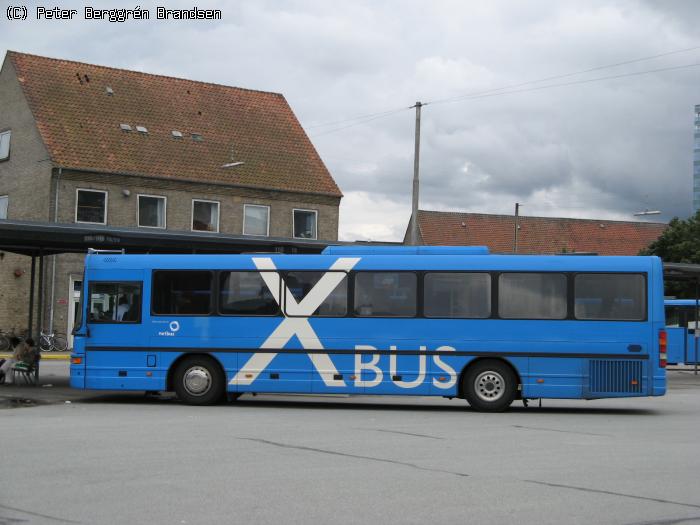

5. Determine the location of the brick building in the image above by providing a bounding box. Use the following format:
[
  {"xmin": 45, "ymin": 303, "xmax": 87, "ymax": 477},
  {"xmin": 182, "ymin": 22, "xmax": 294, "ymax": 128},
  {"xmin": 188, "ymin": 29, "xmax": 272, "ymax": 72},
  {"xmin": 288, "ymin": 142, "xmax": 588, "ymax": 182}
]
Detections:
[
  {"xmin": 0, "ymin": 51, "xmax": 342, "ymax": 343},
  {"xmin": 406, "ymin": 210, "xmax": 667, "ymax": 255}
]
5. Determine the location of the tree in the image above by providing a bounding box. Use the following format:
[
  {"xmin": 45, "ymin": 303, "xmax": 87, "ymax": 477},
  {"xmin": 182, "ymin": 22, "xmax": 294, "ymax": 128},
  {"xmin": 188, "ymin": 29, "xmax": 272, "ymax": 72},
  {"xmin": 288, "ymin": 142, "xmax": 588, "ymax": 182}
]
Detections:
[
  {"xmin": 642, "ymin": 211, "xmax": 700, "ymax": 263},
  {"xmin": 642, "ymin": 211, "xmax": 700, "ymax": 297}
]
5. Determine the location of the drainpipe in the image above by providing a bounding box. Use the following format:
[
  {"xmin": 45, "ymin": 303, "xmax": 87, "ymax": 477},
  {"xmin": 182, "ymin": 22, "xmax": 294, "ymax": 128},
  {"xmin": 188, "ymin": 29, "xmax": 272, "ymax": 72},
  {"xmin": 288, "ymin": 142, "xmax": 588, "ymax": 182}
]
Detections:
[{"xmin": 48, "ymin": 167, "xmax": 61, "ymax": 333}]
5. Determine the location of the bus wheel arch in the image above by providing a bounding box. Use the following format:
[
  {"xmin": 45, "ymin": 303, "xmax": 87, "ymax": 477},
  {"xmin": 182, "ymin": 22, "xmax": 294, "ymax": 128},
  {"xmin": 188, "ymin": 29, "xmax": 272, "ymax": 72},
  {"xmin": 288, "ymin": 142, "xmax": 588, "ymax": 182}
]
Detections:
[
  {"xmin": 459, "ymin": 357, "xmax": 521, "ymax": 412},
  {"xmin": 168, "ymin": 353, "xmax": 227, "ymax": 405}
]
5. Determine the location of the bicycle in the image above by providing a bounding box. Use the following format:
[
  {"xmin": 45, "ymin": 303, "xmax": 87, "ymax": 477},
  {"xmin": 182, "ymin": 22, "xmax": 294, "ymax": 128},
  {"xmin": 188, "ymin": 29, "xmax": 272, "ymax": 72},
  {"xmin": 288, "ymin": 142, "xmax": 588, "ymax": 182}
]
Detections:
[
  {"xmin": 39, "ymin": 331, "xmax": 68, "ymax": 352},
  {"xmin": 0, "ymin": 328, "xmax": 25, "ymax": 352}
]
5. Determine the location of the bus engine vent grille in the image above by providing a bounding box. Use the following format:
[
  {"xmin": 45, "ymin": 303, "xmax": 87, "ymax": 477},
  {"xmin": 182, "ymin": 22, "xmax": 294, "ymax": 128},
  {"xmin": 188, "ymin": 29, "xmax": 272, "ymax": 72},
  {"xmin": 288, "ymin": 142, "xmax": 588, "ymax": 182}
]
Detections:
[
  {"xmin": 102, "ymin": 257, "xmax": 118, "ymax": 263},
  {"xmin": 589, "ymin": 360, "xmax": 643, "ymax": 394}
]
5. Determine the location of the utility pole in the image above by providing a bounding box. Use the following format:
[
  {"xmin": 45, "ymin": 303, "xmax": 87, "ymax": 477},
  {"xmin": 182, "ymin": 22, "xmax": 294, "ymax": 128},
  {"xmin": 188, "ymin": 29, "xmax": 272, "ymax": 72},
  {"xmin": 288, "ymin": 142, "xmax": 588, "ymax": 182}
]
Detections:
[
  {"xmin": 513, "ymin": 202, "xmax": 521, "ymax": 253},
  {"xmin": 409, "ymin": 101, "xmax": 423, "ymax": 246}
]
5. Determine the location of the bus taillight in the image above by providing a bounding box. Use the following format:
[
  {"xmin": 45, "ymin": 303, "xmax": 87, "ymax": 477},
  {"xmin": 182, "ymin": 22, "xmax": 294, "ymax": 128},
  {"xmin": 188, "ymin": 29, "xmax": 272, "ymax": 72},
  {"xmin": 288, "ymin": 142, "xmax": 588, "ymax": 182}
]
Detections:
[{"xmin": 659, "ymin": 329, "xmax": 667, "ymax": 368}]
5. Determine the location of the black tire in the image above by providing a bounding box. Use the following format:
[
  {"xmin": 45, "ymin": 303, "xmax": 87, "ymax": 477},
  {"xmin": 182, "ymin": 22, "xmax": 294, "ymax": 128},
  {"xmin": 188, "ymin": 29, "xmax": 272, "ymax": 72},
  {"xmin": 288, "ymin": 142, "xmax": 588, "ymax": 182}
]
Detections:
[
  {"xmin": 173, "ymin": 356, "xmax": 226, "ymax": 406},
  {"xmin": 462, "ymin": 359, "xmax": 517, "ymax": 412},
  {"xmin": 53, "ymin": 335, "xmax": 68, "ymax": 352}
]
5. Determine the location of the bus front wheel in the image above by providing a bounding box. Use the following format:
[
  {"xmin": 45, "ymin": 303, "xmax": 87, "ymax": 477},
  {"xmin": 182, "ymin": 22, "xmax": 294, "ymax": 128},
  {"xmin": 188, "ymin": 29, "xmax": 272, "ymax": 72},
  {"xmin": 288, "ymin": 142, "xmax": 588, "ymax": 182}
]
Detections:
[
  {"xmin": 173, "ymin": 356, "xmax": 225, "ymax": 406},
  {"xmin": 463, "ymin": 360, "xmax": 516, "ymax": 412}
]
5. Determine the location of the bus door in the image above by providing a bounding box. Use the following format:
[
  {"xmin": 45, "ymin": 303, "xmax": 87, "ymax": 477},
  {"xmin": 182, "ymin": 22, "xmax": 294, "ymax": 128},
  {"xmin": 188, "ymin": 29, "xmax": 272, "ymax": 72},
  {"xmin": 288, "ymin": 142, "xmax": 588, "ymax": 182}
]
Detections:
[
  {"xmin": 666, "ymin": 327, "xmax": 686, "ymax": 365},
  {"xmin": 686, "ymin": 328, "xmax": 700, "ymax": 365},
  {"xmin": 83, "ymin": 270, "xmax": 145, "ymax": 389},
  {"xmin": 684, "ymin": 308, "xmax": 700, "ymax": 364},
  {"xmin": 665, "ymin": 306, "xmax": 700, "ymax": 364}
]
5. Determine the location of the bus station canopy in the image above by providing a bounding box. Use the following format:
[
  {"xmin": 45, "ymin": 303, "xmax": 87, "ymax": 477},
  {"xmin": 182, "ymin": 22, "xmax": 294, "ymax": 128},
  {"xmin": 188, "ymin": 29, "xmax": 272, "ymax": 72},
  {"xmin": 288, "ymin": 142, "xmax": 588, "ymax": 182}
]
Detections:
[
  {"xmin": 0, "ymin": 219, "xmax": 339, "ymax": 340},
  {"xmin": 664, "ymin": 263, "xmax": 700, "ymax": 281},
  {"xmin": 0, "ymin": 219, "xmax": 333, "ymax": 257}
]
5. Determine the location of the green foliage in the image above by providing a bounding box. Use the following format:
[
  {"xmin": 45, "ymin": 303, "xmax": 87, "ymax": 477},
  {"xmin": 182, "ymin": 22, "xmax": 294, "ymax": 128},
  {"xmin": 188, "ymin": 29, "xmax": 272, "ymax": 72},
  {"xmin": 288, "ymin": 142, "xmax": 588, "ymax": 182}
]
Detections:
[
  {"xmin": 642, "ymin": 211, "xmax": 700, "ymax": 297},
  {"xmin": 641, "ymin": 211, "xmax": 700, "ymax": 263}
]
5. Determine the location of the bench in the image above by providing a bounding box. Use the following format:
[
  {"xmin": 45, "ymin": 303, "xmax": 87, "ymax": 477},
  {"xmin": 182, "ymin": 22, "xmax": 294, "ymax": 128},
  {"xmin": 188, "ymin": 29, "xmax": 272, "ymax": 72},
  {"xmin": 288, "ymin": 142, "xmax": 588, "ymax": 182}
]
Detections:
[{"xmin": 11, "ymin": 356, "xmax": 40, "ymax": 386}]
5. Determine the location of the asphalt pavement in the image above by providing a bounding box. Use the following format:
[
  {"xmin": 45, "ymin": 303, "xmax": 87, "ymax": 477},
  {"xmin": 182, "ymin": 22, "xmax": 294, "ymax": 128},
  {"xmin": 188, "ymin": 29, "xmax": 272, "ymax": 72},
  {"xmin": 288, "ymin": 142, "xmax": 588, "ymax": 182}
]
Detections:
[{"xmin": 2, "ymin": 362, "xmax": 700, "ymax": 525}]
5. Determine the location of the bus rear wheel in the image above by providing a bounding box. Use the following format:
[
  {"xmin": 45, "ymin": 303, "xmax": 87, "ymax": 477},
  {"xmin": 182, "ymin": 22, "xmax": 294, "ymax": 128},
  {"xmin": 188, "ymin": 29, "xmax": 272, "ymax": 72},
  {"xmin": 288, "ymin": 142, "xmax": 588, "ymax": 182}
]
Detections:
[
  {"xmin": 463, "ymin": 360, "xmax": 516, "ymax": 412},
  {"xmin": 173, "ymin": 356, "xmax": 225, "ymax": 406}
]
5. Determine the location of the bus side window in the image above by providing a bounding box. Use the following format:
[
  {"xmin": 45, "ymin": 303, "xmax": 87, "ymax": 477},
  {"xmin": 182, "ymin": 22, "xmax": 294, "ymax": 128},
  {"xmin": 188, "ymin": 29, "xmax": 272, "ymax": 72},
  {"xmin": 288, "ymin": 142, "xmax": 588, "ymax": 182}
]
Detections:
[
  {"xmin": 499, "ymin": 273, "xmax": 567, "ymax": 320},
  {"xmin": 680, "ymin": 308, "xmax": 691, "ymax": 328},
  {"xmin": 354, "ymin": 272, "xmax": 417, "ymax": 317},
  {"xmin": 284, "ymin": 271, "xmax": 347, "ymax": 317},
  {"xmin": 665, "ymin": 307, "xmax": 680, "ymax": 327},
  {"xmin": 219, "ymin": 272, "xmax": 279, "ymax": 316},
  {"xmin": 89, "ymin": 282, "xmax": 142, "ymax": 323},
  {"xmin": 574, "ymin": 274, "xmax": 645, "ymax": 321},
  {"xmin": 424, "ymin": 272, "xmax": 491, "ymax": 318},
  {"xmin": 152, "ymin": 271, "xmax": 213, "ymax": 315}
]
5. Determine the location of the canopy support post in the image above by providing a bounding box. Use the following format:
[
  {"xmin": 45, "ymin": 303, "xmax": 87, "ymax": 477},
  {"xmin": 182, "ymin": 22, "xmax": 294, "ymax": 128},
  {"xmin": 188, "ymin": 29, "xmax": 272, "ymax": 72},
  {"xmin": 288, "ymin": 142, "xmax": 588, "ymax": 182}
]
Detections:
[
  {"xmin": 37, "ymin": 249, "xmax": 44, "ymax": 338},
  {"xmin": 28, "ymin": 254, "xmax": 36, "ymax": 340}
]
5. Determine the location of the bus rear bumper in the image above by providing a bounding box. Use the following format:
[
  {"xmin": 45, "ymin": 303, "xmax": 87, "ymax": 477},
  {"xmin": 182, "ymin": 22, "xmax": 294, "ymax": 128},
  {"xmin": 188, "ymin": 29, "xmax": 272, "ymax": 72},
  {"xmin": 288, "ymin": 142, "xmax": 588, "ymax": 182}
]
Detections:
[
  {"xmin": 69, "ymin": 369, "xmax": 85, "ymax": 389},
  {"xmin": 652, "ymin": 374, "xmax": 666, "ymax": 396},
  {"xmin": 69, "ymin": 354, "xmax": 85, "ymax": 389}
]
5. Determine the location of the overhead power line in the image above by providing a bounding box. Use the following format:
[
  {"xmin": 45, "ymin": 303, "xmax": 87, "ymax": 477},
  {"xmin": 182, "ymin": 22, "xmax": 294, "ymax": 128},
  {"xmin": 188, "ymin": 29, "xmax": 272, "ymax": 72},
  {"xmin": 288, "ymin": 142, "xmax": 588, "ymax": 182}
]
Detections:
[
  {"xmin": 306, "ymin": 106, "xmax": 409, "ymax": 129},
  {"xmin": 427, "ymin": 44, "xmax": 700, "ymax": 106},
  {"xmin": 310, "ymin": 108, "xmax": 409, "ymax": 137},
  {"xmin": 311, "ymin": 60, "xmax": 700, "ymax": 137},
  {"xmin": 306, "ymin": 44, "xmax": 700, "ymax": 137},
  {"xmin": 431, "ymin": 61, "xmax": 700, "ymax": 105}
]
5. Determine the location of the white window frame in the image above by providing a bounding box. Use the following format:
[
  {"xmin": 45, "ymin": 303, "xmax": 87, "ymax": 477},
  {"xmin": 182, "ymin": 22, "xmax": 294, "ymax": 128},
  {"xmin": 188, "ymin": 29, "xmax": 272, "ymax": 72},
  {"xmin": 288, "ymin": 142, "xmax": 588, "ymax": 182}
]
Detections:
[
  {"xmin": 243, "ymin": 204, "xmax": 270, "ymax": 237},
  {"xmin": 191, "ymin": 199, "xmax": 220, "ymax": 233},
  {"xmin": 0, "ymin": 195, "xmax": 8, "ymax": 219},
  {"xmin": 75, "ymin": 188, "xmax": 108, "ymax": 225},
  {"xmin": 0, "ymin": 130, "xmax": 11, "ymax": 161},
  {"xmin": 292, "ymin": 208, "xmax": 318, "ymax": 240},
  {"xmin": 137, "ymin": 194, "xmax": 167, "ymax": 229}
]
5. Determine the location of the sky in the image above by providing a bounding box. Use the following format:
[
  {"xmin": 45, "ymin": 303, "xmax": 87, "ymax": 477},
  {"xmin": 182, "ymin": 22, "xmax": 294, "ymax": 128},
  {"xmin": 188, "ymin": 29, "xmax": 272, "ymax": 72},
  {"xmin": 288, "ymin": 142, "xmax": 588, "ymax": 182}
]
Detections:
[{"xmin": 2, "ymin": 0, "xmax": 699, "ymax": 241}]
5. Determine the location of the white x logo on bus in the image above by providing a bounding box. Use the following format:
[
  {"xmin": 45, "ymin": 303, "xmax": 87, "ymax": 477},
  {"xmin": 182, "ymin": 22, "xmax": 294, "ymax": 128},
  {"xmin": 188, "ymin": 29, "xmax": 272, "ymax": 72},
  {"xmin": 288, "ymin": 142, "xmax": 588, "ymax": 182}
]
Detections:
[{"xmin": 229, "ymin": 256, "xmax": 360, "ymax": 387}]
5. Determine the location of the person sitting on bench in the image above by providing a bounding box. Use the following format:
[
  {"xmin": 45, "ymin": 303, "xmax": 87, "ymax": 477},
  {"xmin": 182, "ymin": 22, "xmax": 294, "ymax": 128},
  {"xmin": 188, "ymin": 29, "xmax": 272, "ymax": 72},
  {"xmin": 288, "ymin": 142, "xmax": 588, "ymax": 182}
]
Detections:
[{"xmin": 0, "ymin": 337, "xmax": 37, "ymax": 385}]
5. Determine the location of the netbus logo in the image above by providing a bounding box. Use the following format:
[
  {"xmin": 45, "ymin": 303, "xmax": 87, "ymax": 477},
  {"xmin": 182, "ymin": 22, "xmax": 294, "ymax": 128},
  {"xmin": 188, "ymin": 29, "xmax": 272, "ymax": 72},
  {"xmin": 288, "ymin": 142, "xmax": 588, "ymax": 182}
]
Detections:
[{"xmin": 158, "ymin": 321, "xmax": 180, "ymax": 337}]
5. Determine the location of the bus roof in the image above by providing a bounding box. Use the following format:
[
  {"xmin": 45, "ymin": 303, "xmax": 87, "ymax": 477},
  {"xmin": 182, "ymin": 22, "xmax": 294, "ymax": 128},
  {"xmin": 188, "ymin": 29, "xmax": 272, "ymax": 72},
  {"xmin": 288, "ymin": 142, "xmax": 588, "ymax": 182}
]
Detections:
[
  {"xmin": 664, "ymin": 299, "xmax": 700, "ymax": 306},
  {"xmin": 84, "ymin": 251, "xmax": 660, "ymax": 273},
  {"xmin": 322, "ymin": 245, "xmax": 490, "ymax": 256}
]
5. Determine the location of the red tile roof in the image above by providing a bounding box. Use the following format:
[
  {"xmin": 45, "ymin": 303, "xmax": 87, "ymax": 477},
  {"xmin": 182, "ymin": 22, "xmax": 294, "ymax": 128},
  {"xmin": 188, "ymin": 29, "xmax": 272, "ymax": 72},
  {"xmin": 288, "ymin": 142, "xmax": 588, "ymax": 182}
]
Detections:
[
  {"xmin": 5, "ymin": 51, "xmax": 341, "ymax": 197},
  {"xmin": 413, "ymin": 210, "xmax": 667, "ymax": 255}
]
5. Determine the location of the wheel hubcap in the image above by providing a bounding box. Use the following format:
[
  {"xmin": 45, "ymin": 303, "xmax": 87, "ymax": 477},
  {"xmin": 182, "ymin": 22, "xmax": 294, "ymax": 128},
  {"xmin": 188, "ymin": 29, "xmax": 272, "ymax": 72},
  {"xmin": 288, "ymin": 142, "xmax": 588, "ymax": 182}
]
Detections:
[
  {"xmin": 474, "ymin": 371, "xmax": 505, "ymax": 402},
  {"xmin": 183, "ymin": 366, "xmax": 212, "ymax": 396}
]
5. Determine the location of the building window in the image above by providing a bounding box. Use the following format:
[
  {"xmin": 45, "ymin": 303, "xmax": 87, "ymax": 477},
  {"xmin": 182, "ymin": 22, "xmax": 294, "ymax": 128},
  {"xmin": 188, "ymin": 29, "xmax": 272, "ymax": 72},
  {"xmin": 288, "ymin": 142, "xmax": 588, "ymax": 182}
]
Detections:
[
  {"xmin": 192, "ymin": 199, "xmax": 220, "ymax": 232},
  {"xmin": 0, "ymin": 196, "xmax": 7, "ymax": 219},
  {"xmin": 243, "ymin": 204, "xmax": 270, "ymax": 236},
  {"xmin": 293, "ymin": 209, "xmax": 317, "ymax": 239},
  {"xmin": 138, "ymin": 195, "xmax": 166, "ymax": 228},
  {"xmin": 0, "ymin": 130, "xmax": 10, "ymax": 161},
  {"xmin": 75, "ymin": 189, "xmax": 107, "ymax": 224}
]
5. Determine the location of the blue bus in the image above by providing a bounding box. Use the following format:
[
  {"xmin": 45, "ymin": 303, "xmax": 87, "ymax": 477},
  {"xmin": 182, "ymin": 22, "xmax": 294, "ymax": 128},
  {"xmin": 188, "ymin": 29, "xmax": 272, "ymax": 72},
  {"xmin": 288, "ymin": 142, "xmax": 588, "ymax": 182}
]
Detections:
[
  {"xmin": 664, "ymin": 299, "xmax": 700, "ymax": 365},
  {"xmin": 70, "ymin": 246, "xmax": 667, "ymax": 411}
]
